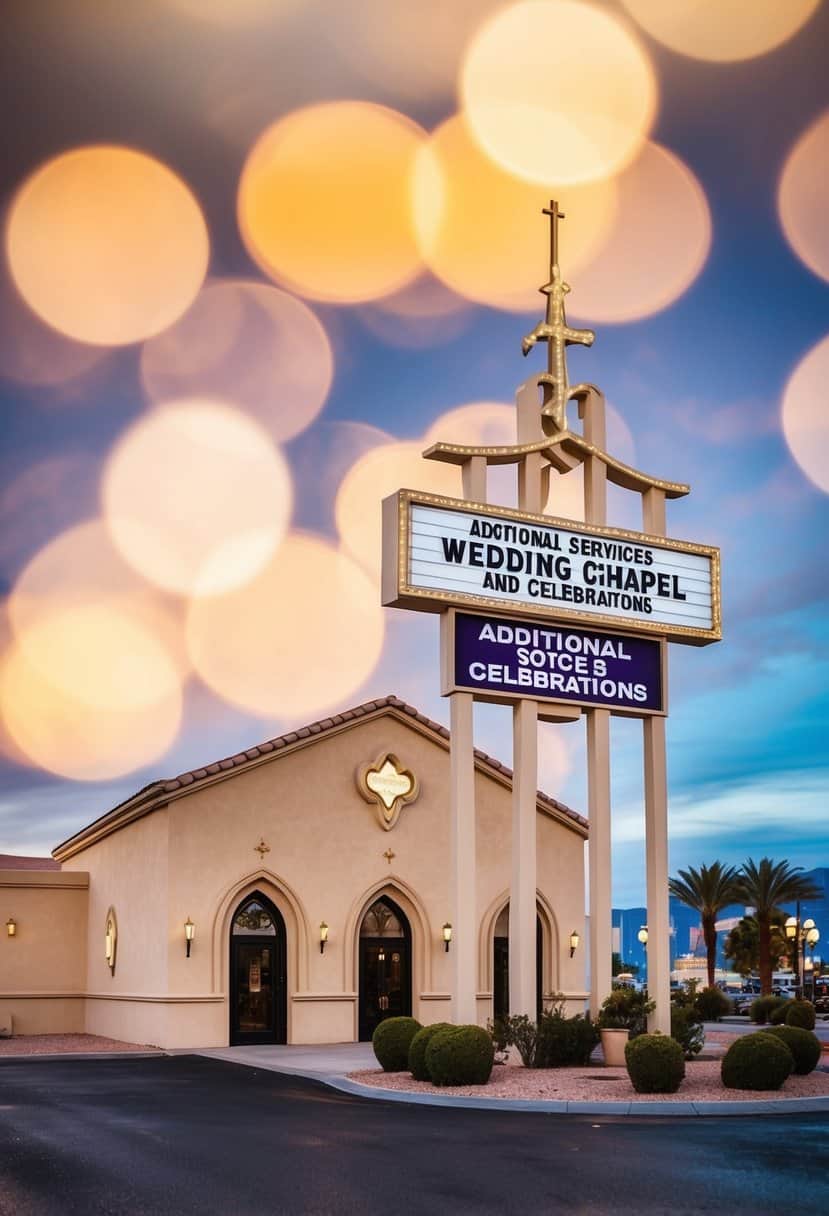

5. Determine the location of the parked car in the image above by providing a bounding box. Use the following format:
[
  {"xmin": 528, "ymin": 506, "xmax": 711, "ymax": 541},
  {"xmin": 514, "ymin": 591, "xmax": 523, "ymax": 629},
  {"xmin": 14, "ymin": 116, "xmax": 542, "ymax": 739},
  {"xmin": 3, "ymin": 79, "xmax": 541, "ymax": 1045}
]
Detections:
[{"xmin": 812, "ymin": 979, "xmax": 829, "ymax": 1013}]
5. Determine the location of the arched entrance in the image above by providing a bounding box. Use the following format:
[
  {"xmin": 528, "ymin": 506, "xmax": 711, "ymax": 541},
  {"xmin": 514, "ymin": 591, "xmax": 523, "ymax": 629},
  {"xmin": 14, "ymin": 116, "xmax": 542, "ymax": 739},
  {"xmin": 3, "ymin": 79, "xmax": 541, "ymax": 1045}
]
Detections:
[
  {"xmin": 229, "ymin": 891, "xmax": 287, "ymax": 1046},
  {"xmin": 358, "ymin": 896, "xmax": 412, "ymax": 1041},
  {"xmin": 492, "ymin": 905, "xmax": 543, "ymax": 1022}
]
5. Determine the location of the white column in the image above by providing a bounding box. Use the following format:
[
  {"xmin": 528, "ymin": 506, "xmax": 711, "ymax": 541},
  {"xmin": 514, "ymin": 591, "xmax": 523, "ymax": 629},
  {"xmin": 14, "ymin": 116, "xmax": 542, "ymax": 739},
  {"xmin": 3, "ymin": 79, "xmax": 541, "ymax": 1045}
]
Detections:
[
  {"xmin": 509, "ymin": 698, "xmax": 538, "ymax": 1018},
  {"xmin": 449, "ymin": 690, "xmax": 478, "ymax": 1024},
  {"xmin": 587, "ymin": 709, "xmax": 612, "ymax": 1018},
  {"xmin": 644, "ymin": 714, "xmax": 670, "ymax": 1034},
  {"xmin": 642, "ymin": 485, "xmax": 670, "ymax": 1034}
]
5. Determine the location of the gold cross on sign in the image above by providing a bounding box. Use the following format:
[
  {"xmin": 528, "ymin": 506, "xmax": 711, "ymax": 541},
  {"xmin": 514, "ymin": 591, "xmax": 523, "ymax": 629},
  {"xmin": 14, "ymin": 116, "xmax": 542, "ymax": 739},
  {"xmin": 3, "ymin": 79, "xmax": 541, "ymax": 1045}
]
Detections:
[
  {"xmin": 543, "ymin": 198, "xmax": 565, "ymax": 275},
  {"xmin": 254, "ymin": 838, "xmax": 271, "ymax": 859},
  {"xmin": 521, "ymin": 198, "xmax": 596, "ymax": 432},
  {"xmin": 383, "ymin": 848, "xmax": 396, "ymax": 865}
]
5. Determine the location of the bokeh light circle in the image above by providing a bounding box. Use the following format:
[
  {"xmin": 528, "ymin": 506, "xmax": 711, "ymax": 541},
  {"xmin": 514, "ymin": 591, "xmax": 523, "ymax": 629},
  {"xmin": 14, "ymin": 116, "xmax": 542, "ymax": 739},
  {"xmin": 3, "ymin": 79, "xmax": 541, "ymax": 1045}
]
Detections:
[
  {"xmin": 413, "ymin": 115, "xmax": 617, "ymax": 312},
  {"xmin": 335, "ymin": 441, "xmax": 460, "ymax": 581},
  {"xmin": 0, "ymin": 638, "xmax": 182, "ymax": 782},
  {"xmin": 186, "ymin": 532, "xmax": 385, "ymax": 719},
  {"xmin": 8, "ymin": 519, "xmax": 191, "ymax": 698},
  {"xmin": 778, "ymin": 110, "xmax": 829, "ymax": 284},
  {"xmin": 321, "ymin": 0, "xmax": 506, "ymax": 103},
  {"xmin": 141, "ymin": 279, "xmax": 333, "ymax": 442},
  {"xmin": 781, "ymin": 333, "xmax": 829, "ymax": 494},
  {"xmin": 6, "ymin": 146, "xmax": 209, "ymax": 346},
  {"xmin": 238, "ymin": 102, "xmax": 425, "ymax": 303},
  {"xmin": 621, "ymin": 0, "xmax": 820, "ymax": 62},
  {"xmin": 102, "ymin": 399, "xmax": 293, "ymax": 597},
  {"xmin": 566, "ymin": 142, "xmax": 711, "ymax": 323},
  {"xmin": 460, "ymin": 0, "xmax": 657, "ymax": 186},
  {"xmin": 356, "ymin": 274, "xmax": 473, "ymax": 349}
]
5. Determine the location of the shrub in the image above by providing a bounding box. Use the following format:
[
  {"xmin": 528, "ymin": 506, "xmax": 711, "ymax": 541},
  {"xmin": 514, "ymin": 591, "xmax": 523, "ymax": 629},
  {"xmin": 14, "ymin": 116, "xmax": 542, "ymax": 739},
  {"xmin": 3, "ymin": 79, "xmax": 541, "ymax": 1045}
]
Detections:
[
  {"xmin": 749, "ymin": 995, "xmax": 788, "ymax": 1025},
  {"xmin": 786, "ymin": 999, "xmax": 816, "ymax": 1030},
  {"xmin": 765, "ymin": 1025, "xmax": 822, "ymax": 1075},
  {"xmin": 625, "ymin": 1033, "xmax": 685, "ymax": 1094},
  {"xmin": 769, "ymin": 1003, "xmax": 789, "ymax": 1025},
  {"xmin": 489, "ymin": 1014, "xmax": 540, "ymax": 1067},
  {"xmin": 426, "ymin": 1024, "xmax": 494, "ymax": 1086},
  {"xmin": 670, "ymin": 1006, "xmax": 704, "ymax": 1059},
  {"xmin": 536, "ymin": 1010, "xmax": 600, "ymax": 1067},
  {"xmin": 721, "ymin": 1031, "xmax": 793, "ymax": 1091},
  {"xmin": 694, "ymin": 986, "xmax": 733, "ymax": 1021},
  {"xmin": 408, "ymin": 1022, "xmax": 452, "ymax": 1081},
  {"xmin": 598, "ymin": 987, "xmax": 655, "ymax": 1038},
  {"xmin": 372, "ymin": 1016, "xmax": 421, "ymax": 1072}
]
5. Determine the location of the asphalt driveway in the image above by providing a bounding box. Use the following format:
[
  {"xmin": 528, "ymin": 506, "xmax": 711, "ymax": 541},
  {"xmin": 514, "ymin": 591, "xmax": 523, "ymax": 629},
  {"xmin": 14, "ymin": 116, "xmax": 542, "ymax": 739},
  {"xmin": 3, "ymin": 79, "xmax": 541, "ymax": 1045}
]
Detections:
[{"xmin": 0, "ymin": 1056, "xmax": 827, "ymax": 1215}]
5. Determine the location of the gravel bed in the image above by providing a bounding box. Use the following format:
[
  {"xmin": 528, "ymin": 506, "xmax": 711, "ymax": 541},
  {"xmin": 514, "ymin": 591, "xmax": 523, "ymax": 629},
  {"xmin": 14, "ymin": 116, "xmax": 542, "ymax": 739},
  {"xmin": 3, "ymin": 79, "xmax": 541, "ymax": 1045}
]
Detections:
[
  {"xmin": 0, "ymin": 1034, "xmax": 156, "ymax": 1056},
  {"xmin": 350, "ymin": 1057, "xmax": 829, "ymax": 1103}
]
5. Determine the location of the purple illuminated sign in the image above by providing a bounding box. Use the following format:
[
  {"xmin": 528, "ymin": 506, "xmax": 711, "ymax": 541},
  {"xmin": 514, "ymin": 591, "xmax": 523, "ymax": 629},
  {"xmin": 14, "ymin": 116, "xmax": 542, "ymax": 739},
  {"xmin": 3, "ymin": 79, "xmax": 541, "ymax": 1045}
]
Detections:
[{"xmin": 451, "ymin": 611, "xmax": 664, "ymax": 714}]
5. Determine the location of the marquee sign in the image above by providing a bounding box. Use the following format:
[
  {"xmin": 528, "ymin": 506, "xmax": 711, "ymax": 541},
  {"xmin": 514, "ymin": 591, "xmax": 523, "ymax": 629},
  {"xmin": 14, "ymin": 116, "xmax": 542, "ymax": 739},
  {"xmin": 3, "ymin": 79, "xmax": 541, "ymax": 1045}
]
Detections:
[
  {"xmin": 383, "ymin": 490, "xmax": 720, "ymax": 645},
  {"xmin": 444, "ymin": 610, "xmax": 665, "ymax": 716}
]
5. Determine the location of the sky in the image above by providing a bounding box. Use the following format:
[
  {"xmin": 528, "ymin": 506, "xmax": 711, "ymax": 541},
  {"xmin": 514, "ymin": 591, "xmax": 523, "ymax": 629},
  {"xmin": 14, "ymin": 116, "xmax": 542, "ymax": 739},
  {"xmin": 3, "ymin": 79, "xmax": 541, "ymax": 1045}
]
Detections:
[{"xmin": 0, "ymin": 0, "xmax": 827, "ymax": 906}]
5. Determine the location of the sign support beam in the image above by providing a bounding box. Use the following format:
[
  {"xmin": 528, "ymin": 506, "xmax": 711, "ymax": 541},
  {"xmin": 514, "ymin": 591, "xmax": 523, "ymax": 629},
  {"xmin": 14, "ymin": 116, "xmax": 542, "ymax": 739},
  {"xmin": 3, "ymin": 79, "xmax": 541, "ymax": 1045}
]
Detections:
[{"xmin": 449, "ymin": 686, "xmax": 478, "ymax": 1024}]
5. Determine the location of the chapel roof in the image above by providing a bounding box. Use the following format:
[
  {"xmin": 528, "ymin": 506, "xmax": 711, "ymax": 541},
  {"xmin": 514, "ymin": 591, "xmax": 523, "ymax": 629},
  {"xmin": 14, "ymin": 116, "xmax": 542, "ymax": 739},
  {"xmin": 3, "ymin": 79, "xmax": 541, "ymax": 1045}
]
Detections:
[
  {"xmin": 52, "ymin": 694, "xmax": 587, "ymax": 860},
  {"xmin": 0, "ymin": 852, "xmax": 60, "ymax": 871}
]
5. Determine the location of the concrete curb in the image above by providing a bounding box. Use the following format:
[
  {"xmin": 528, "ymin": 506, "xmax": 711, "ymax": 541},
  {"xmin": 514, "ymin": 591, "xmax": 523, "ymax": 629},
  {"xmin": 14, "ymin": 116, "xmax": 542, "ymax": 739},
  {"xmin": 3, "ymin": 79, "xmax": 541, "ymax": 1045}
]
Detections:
[
  {"xmin": 319, "ymin": 1074, "xmax": 829, "ymax": 1118},
  {"xmin": 0, "ymin": 1051, "xmax": 167, "ymax": 1063},
  {"xmin": 190, "ymin": 1050, "xmax": 829, "ymax": 1118}
]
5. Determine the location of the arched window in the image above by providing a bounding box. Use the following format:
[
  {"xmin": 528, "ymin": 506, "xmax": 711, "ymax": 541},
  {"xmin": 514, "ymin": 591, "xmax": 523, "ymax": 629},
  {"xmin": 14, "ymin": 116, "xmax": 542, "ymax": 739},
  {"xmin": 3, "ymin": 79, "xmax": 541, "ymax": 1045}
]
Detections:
[{"xmin": 232, "ymin": 898, "xmax": 277, "ymax": 936}]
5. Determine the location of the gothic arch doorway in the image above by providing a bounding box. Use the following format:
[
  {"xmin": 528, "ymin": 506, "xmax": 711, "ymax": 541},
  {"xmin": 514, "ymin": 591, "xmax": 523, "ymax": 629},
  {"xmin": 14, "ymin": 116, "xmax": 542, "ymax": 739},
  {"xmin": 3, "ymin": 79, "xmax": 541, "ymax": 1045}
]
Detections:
[
  {"xmin": 492, "ymin": 904, "xmax": 543, "ymax": 1022},
  {"xmin": 229, "ymin": 891, "xmax": 287, "ymax": 1046},
  {"xmin": 358, "ymin": 896, "xmax": 412, "ymax": 1041}
]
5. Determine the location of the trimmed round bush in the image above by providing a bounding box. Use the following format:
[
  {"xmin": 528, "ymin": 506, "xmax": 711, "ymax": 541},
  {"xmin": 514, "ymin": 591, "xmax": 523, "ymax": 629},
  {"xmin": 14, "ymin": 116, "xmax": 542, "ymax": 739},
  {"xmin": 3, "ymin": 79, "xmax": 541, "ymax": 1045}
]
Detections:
[
  {"xmin": 625, "ymin": 1033, "xmax": 685, "ymax": 1093},
  {"xmin": 372, "ymin": 1016, "xmax": 421, "ymax": 1072},
  {"xmin": 786, "ymin": 999, "xmax": 816, "ymax": 1030},
  {"xmin": 425, "ymin": 1024, "xmax": 494, "ymax": 1087},
  {"xmin": 408, "ymin": 1022, "xmax": 452, "ymax": 1081},
  {"xmin": 766, "ymin": 1025, "xmax": 822, "ymax": 1075},
  {"xmin": 750, "ymin": 995, "xmax": 788, "ymax": 1025},
  {"xmin": 694, "ymin": 986, "xmax": 732, "ymax": 1021},
  {"xmin": 769, "ymin": 1002, "xmax": 789, "ymax": 1025},
  {"xmin": 721, "ymin": 1031, "xmax": 793, "ymax": 1091}
]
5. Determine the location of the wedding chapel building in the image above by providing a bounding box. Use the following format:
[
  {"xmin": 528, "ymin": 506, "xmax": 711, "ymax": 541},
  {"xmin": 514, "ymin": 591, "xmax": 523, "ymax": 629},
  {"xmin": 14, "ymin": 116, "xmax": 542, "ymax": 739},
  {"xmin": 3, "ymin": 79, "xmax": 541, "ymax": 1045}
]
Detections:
[{"xmin": 1, "ymin": 695, "xmax": 588, "ymax": 1050}]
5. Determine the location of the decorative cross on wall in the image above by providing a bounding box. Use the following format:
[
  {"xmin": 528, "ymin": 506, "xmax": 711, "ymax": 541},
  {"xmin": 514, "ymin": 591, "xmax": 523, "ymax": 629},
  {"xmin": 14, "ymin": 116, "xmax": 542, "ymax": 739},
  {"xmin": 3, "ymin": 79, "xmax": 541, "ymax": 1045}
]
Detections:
[
  {"xmin": 254, "ymin": 838, "xmax": 271, "ymax": 859},
  {"xmin": 383, "ymin": 848, "xmax": 396, "ymax": 866}
]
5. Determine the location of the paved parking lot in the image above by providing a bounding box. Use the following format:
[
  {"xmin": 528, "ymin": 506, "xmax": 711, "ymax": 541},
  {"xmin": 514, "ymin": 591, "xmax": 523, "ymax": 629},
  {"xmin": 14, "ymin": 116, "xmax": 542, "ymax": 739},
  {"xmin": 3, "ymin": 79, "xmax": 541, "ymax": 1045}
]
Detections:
[{"xmin": 1, "ymin": 1055, "xmax": 828, "ymax": 1215}]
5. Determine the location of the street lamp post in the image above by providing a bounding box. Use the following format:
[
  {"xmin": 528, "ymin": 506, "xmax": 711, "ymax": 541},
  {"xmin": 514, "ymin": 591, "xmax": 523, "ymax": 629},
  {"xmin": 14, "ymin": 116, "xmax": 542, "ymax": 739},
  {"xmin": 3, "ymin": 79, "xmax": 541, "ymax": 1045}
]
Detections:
[
  {"xmin": 637, "ymin": 925, "xmax": 648, "ymax": 987},
  {"xmin": 784, "ymin": 905, "xmax": 820, "ymax": 999}
]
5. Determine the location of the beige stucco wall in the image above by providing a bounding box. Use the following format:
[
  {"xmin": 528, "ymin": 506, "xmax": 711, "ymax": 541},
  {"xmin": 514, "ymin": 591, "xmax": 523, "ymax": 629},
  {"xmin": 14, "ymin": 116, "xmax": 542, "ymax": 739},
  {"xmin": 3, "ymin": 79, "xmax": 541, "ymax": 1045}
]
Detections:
[
  {"xmin": 61, "ymin": 807, "xmax": 170, "ymax": 1045},
  {"xmin": 0, "ymin": 869, "xmax": 88, "ymax": 1035},
  {"xmin": 42, "ymin": 707, "xmax": 586, "ymax": 1049}
]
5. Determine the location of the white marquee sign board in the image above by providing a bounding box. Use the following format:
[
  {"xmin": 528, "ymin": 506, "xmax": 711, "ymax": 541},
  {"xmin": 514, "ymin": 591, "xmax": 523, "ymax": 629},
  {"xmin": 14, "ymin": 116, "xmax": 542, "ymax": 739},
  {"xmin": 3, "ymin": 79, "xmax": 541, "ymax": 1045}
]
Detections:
[{"xmin": 383, "ymin": 490, "xmax": 720, "ymax": 645}]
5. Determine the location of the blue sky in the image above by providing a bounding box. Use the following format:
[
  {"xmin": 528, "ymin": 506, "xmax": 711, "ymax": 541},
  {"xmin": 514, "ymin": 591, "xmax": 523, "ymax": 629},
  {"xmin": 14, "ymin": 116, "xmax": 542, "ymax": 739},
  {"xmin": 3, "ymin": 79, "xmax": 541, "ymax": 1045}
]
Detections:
[{"xmin": 0, "ymin": 1, "xmax": 827, "ymax": 906}]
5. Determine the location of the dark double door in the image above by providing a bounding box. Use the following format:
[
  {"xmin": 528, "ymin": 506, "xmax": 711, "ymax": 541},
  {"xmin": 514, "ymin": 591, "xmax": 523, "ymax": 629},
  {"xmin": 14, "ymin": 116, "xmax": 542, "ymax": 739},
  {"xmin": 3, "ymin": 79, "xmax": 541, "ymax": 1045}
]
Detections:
[
  {"xmin": 230, "ymin": 895, "xmax": 287, "ymax": 1046},
  {"xmin": 493, "ymin": 917, "xmax": 543, "ymax": 1022}
]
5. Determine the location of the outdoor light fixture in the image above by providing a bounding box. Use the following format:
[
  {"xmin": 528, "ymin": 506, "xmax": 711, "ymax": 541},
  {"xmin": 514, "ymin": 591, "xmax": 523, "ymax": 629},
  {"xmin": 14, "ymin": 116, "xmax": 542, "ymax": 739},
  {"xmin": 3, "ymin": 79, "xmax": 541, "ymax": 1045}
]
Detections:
[
  {"xmin": 6, "ymin": 917, "xmax": 16, "ymax": 938},
  {"xmin": 785, "ymin": 912, "xmax": 820, "ymax": 996},
  {"xmin": 184, "ymin": 917, "xmax": 195, "ymax": 958},
  {"xmin": 569, "ymin": 930, "xmax": 579, "ymax": 958},
  {"xmin": 105, "ymin": 929, "xmax": 113, "ymax": 962},
  {"xmin": 319, "ymin": 921, "xmax": 329, "ymax": 954},
  {"xmin": 785, "ymin": 915, "xmax": 798, "ymax": 940},
  {"xmin": 442, "ymin": 922, "xmax": 452, "ymax": 952},
  {"xmin": 637, "ymin": 926, "xmax": 649, "ymax": 946}
]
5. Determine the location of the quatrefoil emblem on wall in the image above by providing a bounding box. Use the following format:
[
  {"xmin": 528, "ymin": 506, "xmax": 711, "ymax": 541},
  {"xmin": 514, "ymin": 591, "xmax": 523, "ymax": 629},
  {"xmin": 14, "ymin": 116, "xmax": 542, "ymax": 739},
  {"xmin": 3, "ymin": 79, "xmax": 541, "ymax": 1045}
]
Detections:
[{"xmin": 357, "ymin": 752, "xmax": 420, "ymax": 831}]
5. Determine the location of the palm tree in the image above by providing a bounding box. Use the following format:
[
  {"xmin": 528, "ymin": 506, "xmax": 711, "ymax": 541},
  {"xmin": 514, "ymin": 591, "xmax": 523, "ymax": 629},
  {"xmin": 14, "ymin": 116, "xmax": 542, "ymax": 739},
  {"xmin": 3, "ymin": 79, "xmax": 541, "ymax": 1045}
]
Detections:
[
  {"xmin": 736, "ymin": 858, "xmax": 821, "ymax": 995},
  {"xmin": 669, "ymin": 862, "xmax": 743, "ymax": 988}
]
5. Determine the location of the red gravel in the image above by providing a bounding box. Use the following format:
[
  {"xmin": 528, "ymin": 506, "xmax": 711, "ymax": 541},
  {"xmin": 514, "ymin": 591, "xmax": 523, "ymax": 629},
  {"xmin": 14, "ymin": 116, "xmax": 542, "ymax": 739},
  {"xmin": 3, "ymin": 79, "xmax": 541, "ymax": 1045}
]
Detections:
[
  {"xmin": 349, "ymin": 1057, "xmax": 829, "ymax": 1103},
  {"xmin": 0, "ymin": 1034, "xmax": 158, "ymax": 1056}
]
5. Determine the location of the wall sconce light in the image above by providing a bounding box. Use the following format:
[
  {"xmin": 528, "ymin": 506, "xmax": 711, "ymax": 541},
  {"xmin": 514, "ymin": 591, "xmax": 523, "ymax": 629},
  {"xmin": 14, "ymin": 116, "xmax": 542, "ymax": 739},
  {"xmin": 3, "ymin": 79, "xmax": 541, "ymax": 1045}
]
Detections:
[
  {"xmin": 319, "ymin": 922, "xmax": 329, "ymax": 954},
  {"xmin": 184, "ymin": 917, "xmax": 195, "ymax": 958},
  {"xmin": 104, "ymin": 907, "xmax": 117, "ymax": 974},
  {"xmin": 442, "ymin": 922, "xmax": 452, "ymax": 952},
  {"xmin": 569, "ymin": 930, "xmax": 579, "ymax": 958},
  {"xmin": 6, "ymin": 917, "xmax": 16, "ymax": 938},
  {"xmin": 637, "ymin": 926, "xmax": 649, "ymax": 947}
]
